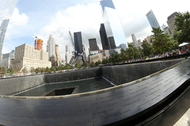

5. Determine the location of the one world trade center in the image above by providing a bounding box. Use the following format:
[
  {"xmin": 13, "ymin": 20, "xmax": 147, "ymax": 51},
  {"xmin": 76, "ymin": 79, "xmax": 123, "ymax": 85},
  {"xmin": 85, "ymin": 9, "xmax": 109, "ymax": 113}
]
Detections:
[
  {"xmin": 100, "ymin": 0, "xmax": 128, "ymax": 48},
  {"xmin": 0, "ymin": 0, "xmax": 19, "ymax": 62}
]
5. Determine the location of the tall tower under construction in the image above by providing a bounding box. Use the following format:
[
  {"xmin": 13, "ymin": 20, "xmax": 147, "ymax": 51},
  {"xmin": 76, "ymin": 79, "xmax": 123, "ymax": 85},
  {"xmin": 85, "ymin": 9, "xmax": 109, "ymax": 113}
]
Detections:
[{"xmin": 34, "ymin": 38, "xmax": 43, "ymax": 50}]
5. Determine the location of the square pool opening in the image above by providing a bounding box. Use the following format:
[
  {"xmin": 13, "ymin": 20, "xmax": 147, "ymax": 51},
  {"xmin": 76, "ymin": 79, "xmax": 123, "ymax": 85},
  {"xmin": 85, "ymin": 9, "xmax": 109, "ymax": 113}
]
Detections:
[{"xmin": 45, "ymin": 88, "xmax": 75, "ymax": 96}]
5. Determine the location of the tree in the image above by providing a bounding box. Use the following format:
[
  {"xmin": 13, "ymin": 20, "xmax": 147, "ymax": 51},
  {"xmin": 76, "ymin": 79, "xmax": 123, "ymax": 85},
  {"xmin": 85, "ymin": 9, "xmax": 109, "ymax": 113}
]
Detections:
[
  {"xmin": 97, "ymin": 60, "xmax": 102, "ymax": 64},
  {"xmin": 22, "ymin": 67, "xmax": 28, "ymax": 75},
  {"xmin": 41, "ymin": 68, "xmax": 45, "ymax": 73},
  {"xmin": 30, "ymin": 67, "xmax": 35, "ymax": 73},
  {"xmin": 84, "ymin": 62, "xmax": 89, "ymax": 67},
  {"xmin": 95, "ymin": 61, "xmax": 99, "ymax": 66},
  {"xmin": 138, "ymin": 48, "xmax": 144, "ymax": 58},
  {"xmin": 102, "ymin": 59, "xmax": 106, "ymax": 64},
  {"xmin": 152, "ymin": 27, "xmax": 174, "ymax": 54},
  {"xmin": 64, "ymin": 65, "xmax": 71, "ymax": 69},
  {"xmin": 35, "ymin": 67, "xmax": 41, "ymax": 73},
  {"xmin": 175, "ymin": 11, "xmax": 190, "ymax": 44},
  {"xmin": 8, "ymin": 67, "xmax": 13, "ymax": 74},
  {"xmin": 45, "ymin": 67, "xmax": 50, "ymax": 72},
  {"xmin": 0, "ymin": 67, "xmax": 6, "ymax": 76},
  {"xmin": 13, "ymin": 66, "xmax": 20, "ymax": 74},
  {"xmin": 90, "ymin": 61, "xmax": 95, "ymax": 67},
  {"xmin": 120, "ymin": 48, "xmax": 128, "ymax": 61},
  {"xmin": 75, "ymin": 63, "xmax": 82, "ymax": 68},
  {"xmin": 142, "ymin": 40, "xmax": 153, "ymax": 56},
  {"xmin": 126, "ymin": 43, "xmax": 139, "ymax": 60},
  {"xmin": 51, "ymin": 67, "xmax": 56, "ymax": 72}
]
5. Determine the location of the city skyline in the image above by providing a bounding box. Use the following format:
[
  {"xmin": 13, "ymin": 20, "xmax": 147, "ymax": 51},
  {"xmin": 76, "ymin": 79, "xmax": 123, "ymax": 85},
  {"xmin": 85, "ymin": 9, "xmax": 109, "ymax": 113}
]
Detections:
[{"xmin": 3, "ymin": 0, "xmax": 190, "ymax": 60}]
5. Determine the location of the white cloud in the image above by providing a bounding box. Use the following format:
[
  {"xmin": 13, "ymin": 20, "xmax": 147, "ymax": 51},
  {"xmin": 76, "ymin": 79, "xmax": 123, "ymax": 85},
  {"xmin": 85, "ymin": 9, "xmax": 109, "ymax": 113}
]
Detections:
[
  {"xmin": 5, "ymin": 8, "xmax": 29, "ymax": 39},
  {"xmin": 8, "ymin": 8, "xmax": 29, "ymax": 28},
  {"xmin": 38, "ymin": 3, "xmax": 103, "ymax": 60}
]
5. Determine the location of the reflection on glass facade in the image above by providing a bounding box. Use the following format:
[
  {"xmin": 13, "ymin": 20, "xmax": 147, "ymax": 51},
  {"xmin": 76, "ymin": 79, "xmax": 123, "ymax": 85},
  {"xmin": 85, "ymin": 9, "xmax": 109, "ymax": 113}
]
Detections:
[
  {"xmin": 0, "ymin": 0, "xmax": 19, "ymax": 61},
  {"xmin": 100, "ymin": 0, "xmax": 128, "ymax": 48},
  {"xmin": 146, "ymin": 10, "xmax": 160, "ymax": 29}
]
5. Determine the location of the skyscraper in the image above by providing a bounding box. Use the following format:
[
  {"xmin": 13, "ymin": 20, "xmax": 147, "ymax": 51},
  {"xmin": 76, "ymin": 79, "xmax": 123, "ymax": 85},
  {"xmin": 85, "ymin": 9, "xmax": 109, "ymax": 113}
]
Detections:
[
  {"xmin": 55, "ymin": 45, "xmax": 61, "ymax": 62},
  {"xmin": 146, "ymin": 10, "xmax": 160, "ymax": 29},
  {"xmin": 167, "ymin": 12, "xmax": 179, "ymax": 35},
  {"xmin": 100, "ymin": 0, "xmax": 128, "ymax": 48},
  {"xmin": 0, "ymin": 0, "xmax": 19, "ymax": 62},
  {"xmin": 47, "ymin": 35, "xmax": 56, "ymax": 60},
  {"xmin": 34, "ymin": 38, "xmax": 43, "ymax": 50},
  {"xmin": 74, "ymin": 32, "xmax": 83, "ymax": 55},
  {"xmin": 99, "ymin": 24, "xmax": 110, "ymax": 50},
  {"xmin": 65, "ymin": 45, "xmax": 72, "ymax": 64},
  {"xmin": 132, "ymin": 34, "xmax": 138, "ymax": 48},
  {"xmin": 89, "ymin": 38, "xmax": 99, "ymax": 51},
  {"xmin": 119, "ymin": 44, "xmax": 127, "ymax": 50},
  {"xmin": 108, "ymin": 37, "xmax": 116, "ymax": 49}
]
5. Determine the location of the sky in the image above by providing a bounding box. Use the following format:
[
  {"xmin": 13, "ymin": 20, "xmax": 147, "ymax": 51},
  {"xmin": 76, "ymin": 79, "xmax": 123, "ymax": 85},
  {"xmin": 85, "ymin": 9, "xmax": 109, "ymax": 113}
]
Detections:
[{"xmin": 3, "ymin": 0, "xmax": 190, "ymax": 60}]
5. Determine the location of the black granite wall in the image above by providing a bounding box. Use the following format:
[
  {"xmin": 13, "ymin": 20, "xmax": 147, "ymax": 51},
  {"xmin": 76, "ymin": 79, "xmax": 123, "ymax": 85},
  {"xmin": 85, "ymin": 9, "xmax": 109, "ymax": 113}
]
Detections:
[
  {"xmin": 102, "ymin": 59, "xmax": 183, "ymax": 85},
  {"xmin": 0, "ymin": 59, "xmax": 189, "ymax": 126},
  {"xmin": 0, "ymin": 75, "xmax": 44, "ymax": 95},
  {"xmin": 44, "ymin": 67, "xmax": 102, "ymax": 83}
]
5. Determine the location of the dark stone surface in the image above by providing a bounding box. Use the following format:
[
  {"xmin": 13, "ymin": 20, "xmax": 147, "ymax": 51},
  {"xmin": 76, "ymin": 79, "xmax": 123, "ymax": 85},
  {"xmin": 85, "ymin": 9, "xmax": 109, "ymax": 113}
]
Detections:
[
  {"xmin": 44, "ymin": 67, "xmax": 102, "ymax": 83},
  {"xmin": 0, "ymin": 59, "xmax": 189, "ymax": 126},
  {"xmin": 102, "ymin": 59, "xmax": 183, "ymax": 85},
  {"xmin": 0, "ymin": 75, "xmax": 44, "ymax": 95},
  {"xmin": 16, "ymin": 77, "xmax": 113, "ymax": 96}
]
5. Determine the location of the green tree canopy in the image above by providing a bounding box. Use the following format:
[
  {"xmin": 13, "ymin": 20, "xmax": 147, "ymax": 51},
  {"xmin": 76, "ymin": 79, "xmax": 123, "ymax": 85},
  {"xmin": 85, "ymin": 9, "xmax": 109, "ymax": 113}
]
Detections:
[
  {"xmin": 45, "ymin": 67, "xmax": 50, "ymax": 72},
  {"xmin": 30, "ymin": 67, "xmax": 35, "ymax": 73},
  {"xmin": 90, "ymin": 61, "xmax": 95, "ymax": 67},
  {"xmin": 120, "ymin": 48, "xmax": 128, "ymax": 61},
  {"xmin": 126, "ymin": 43, "xmax": 139, "ymax": 60},
  {"xmin": 175, "ymin": 11, "xmax": 190, "ymax": 44},
  {"xmin": 0, "ymin": 67, "xmax": 6, "ymax": 75},
  {"xmin": 8, "ymin": 67, "xmax": 13, "ymax": 74},
  {"xmin": 152, "ymin": 27, "xmax": 174, "ymax": 54},
  {"xmin": 22, "ymin": 67, "xmax": 28, "ymax": 74},
  {"xmin": 75, "ymin": 63, "xmax": 82, "ymax": 68},
  {"xmin": 64, "ymin": 65, "xmax": 71, "ymax": 69},
  {"xmin": 83, "ymin": 62, "xmax": 89, "ymax": 67},
  {"xmin": 142, "ymin": 40, "xmax": 153, "ymax": 56}
]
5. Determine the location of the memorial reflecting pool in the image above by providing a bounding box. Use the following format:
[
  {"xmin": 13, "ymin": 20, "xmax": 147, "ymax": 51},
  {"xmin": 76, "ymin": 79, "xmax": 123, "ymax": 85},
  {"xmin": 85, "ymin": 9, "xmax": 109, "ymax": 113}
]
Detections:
[{"xmin": 15, "ymin": 77, "xmax": 113, "ymax": 96}]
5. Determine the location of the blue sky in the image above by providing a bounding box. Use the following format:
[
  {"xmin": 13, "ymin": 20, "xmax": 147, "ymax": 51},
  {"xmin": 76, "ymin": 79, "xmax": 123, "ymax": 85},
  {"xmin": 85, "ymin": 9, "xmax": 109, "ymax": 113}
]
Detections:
[{"xmin": 3, "ymin": 0, "xmax": 190, "ymax": 60}]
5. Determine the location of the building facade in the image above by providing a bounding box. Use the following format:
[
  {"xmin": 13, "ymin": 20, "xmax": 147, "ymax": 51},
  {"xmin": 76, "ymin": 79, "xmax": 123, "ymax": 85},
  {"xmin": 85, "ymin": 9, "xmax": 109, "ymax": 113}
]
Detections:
[
  {"xmin": 163, "ymin": 27, "xmax": 171, "ymax": 35},
  {"xmin": 146, "ymin": 10, "xmax": 160, "ymax": 29},
  {"xmin": 144, "ymin": 36, "xmax": 153, "ymax": 45},
  {"xmin": 108, "ymin": 37, "xmax": 116, "ymax": 49},
  {"xmin": 89, "ymin": 38, "xmax": 99, "ymax": 51},
  {"xmin": 11, "ymin": 43, "xmax": 51, "ymax": 71},
  {"xmin": 0, "ymin": 0, "xmax": 19, "ymax": 62},
  {"xmin": 74, "ymin": 32, "xmax": 83, "ymax": 55},
  {"xmin": 65, "ymin": 45, "xmax": 72, "ymax": 64},
  {"xmin": 119, "ymin": 44, "xmax": 127, "ymax": 50},
  {"xmin": 0, "ymin": 50, "xmax": 15, "ymax": 69},
  {"xmin": 167, "ymin": 12, "xmax": 179, "ymax": 35},
  {"xmin": 100, "ymin": 0, "xmax": 128, "ymax": 48},
  {"xmin": 47, "ymin": 35, "xmax": 56, "ymax": 60},
  {"xmin": 55, "ymin": 45, "xmax": 61, "ymax": 62},
  {"xmin": 132, "ymin": 34, "xmax": 138, "ymax": 48},
  {"xmin": 99, "ymin": 24, "xmax": 110, "ymax": 50}
]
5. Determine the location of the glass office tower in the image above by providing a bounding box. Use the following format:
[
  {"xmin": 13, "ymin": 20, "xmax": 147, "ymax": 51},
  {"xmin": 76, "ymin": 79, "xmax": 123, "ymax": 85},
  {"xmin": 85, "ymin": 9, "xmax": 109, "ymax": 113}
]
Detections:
[
  {"xmin": 100, "ymin": 0, "xmax": 128, "ymax": 48},
  {"xmin": 146, "ymin": 10, "xmax": 160, "ymax": 29},
  {"xmin": 0, "ymin": 0, "xmax": 19, "ymax": 61},
  {"xmin": 74, "ymin": 32, "xmax": 83, "ymax": 55}
]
